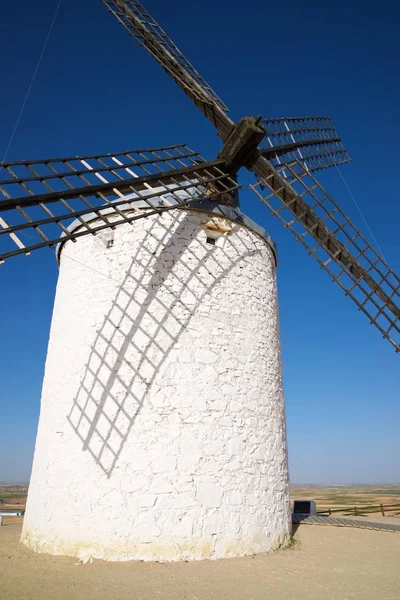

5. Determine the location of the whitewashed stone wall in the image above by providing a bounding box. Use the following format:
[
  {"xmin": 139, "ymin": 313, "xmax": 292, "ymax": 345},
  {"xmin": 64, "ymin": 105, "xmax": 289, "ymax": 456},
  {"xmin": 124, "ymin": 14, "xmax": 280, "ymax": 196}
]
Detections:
[{"xmin": 22, "ymin": 208, "xmax": 291, "ymax": 561}]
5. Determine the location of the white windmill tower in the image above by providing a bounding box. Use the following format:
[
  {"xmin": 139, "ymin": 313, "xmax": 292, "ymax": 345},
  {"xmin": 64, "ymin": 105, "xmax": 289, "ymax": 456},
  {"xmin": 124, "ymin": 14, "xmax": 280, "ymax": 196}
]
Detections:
[{"xmin": 1, "ymin": 0, "xmax": 399, "ymax": 562}]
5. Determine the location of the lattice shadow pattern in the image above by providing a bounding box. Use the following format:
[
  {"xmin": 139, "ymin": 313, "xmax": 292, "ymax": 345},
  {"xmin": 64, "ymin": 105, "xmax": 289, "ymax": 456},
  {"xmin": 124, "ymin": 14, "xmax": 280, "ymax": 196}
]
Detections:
[{"xmin": 67, "ymin": 210, "xmax": 260, "ymax": 476}]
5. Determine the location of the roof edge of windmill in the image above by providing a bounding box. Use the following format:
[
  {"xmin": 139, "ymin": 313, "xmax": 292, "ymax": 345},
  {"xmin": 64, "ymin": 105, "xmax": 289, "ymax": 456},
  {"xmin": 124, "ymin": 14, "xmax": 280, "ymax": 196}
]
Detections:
[{"xmin": 55, "ymin": 200, "xmax": 278, "ymax": 267}]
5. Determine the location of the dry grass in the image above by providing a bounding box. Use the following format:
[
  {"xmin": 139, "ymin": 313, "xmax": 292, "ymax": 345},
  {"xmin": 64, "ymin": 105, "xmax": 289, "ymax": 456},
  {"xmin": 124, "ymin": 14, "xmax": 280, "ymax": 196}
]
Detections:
[{"xmin": 1, "ymin": 516, "xmax": 23, "ymax": 526}]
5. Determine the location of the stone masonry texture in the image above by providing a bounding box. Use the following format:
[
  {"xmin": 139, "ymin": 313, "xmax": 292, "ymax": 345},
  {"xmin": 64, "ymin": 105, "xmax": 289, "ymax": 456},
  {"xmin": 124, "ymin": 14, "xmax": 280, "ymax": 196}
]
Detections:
[{"xmin": 22, "ymin": 208, "xmax": 291, "ymax": 561}]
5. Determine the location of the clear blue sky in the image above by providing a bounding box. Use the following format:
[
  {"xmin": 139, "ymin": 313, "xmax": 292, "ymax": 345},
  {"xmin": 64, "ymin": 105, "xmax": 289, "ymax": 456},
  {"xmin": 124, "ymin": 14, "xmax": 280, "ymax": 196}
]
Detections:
[{"xmin": 1, "ymin": 0, "xmax": 399, "ymax": 484}]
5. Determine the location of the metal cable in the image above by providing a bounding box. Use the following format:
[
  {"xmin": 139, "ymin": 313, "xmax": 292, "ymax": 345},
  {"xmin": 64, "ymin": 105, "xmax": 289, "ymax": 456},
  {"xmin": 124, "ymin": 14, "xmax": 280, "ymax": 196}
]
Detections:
[
  {"xmin": 0, "ymin": 0, "xmax": 63, "ymax": 177},
  {"xmin": 335, "ymin": 164, "xmax": 387, "ymax": 261}
]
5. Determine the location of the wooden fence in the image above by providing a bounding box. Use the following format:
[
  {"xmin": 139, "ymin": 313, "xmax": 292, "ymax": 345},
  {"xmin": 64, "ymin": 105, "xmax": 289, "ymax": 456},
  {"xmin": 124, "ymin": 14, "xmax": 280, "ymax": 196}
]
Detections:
[{"xmin": 317, "ymin": 503, "xmax": 400, "ymax": 517}]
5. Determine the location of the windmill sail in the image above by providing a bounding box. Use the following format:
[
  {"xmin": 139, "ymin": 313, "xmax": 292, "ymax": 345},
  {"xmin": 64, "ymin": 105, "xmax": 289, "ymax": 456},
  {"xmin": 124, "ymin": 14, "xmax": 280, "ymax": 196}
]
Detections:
[
  {"xmin": 101, "ymin": 0, "xmax": 228, "ymax": 112},
  {"xmin": 0, "ymin": 145, "xmax": 239, "ymax": 263},
  {"xmin": 259, "ymin": 116, "xmax": 351, "ymax": 174},
  {"xmin": 100, "ymin": 0, "xmax": 235, "ymax": 140},
  {"xmin": 2, "ymin": 0, "xmax": 398, "ymax": 350},
  {"xmin": 250, "ymin": 159, "xmax": 400, "ymax": 351}
]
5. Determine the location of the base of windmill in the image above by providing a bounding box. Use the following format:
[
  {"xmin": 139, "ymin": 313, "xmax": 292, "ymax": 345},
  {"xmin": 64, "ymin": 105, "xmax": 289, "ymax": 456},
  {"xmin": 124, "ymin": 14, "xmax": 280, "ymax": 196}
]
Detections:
[{"xmin": 22, "ymin": 201, "xmax": 291, "ymax": 562}]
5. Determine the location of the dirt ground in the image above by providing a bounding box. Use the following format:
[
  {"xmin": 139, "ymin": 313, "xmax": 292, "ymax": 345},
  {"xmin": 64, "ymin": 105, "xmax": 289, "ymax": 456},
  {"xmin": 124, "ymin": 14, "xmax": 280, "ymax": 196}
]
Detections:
[{"xmin": 1, "ymin": 523, "xmax": 399, "ymax": 600}]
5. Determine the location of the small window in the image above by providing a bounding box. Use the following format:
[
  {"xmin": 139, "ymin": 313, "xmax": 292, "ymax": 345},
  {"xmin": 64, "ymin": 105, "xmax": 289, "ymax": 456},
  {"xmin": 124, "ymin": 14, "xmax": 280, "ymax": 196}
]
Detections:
[
  {"xmin": 206, "ymin": 236, "xmax": 216, "ymax": 246},
  {"xmin": 106, "ymin": 238, "xmax": 114, "ymax": 249}
]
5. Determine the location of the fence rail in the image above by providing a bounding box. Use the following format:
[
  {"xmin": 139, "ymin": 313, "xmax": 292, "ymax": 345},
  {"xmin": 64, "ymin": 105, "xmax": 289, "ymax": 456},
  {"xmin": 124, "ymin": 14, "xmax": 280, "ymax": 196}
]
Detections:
[{"xmin": 317, "ymin": 503, "xmax": 400, "ymax": 517}]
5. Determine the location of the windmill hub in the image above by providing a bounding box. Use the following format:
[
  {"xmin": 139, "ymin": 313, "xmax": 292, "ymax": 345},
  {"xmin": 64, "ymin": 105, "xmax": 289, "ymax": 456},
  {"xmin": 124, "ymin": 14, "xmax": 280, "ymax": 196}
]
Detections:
[{"xmin": 218, "ymin": 116, "xmax": 266, "ymax": 173}]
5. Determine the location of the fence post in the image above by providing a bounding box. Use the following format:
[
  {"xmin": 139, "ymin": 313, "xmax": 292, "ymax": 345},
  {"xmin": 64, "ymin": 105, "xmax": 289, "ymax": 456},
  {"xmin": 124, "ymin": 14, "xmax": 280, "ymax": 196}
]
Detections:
[
  {"xmin": 380, "ymin": 504, "xmax": 385, "ymax": 516},
  {"xmin": 329, "ymin": 508, "xmax": 331, "ymax": 516},
  {"xmin": 354, "ymin": 506, "xmax": 358, "ymax": 516}
]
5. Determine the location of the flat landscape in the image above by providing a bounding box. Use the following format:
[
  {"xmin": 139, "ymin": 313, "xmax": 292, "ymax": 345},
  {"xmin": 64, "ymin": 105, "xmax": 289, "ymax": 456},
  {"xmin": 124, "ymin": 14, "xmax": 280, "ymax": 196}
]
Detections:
[
  {"xmin": 3, "ymin": 483, "xmax": 400, "ymax": 513},
  {"xmin": 0, "ymin": 483, "xmax": 28, "ymax": 510},
  {"xmin": 1, "ymin": 484, "xmax": 400, "ymax": 599},
  {"xmin": 290, "ymin": 484, "xmax": 400, "ymax": 513}
]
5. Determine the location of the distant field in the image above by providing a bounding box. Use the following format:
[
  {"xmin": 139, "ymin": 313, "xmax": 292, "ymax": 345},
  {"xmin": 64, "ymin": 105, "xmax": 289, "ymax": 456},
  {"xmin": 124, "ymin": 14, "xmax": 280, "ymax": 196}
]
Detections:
[
  {"xmin": 0, "ymin": 484, "xmax": 28, "ymax": 500},
  {"xmin": 0, "ymin": 484, "xmax": 28, "ymax": 519},
  {"xmin": 0, "ymin": 492, "xmax": 27, "ymax": 500},
  {"xmin": 290, "ymin": 485, "xmax": 400, "ymax": 511},
  {"xmin": 1, "ymin": 483, "xmax": 400, "ymax": 516}
]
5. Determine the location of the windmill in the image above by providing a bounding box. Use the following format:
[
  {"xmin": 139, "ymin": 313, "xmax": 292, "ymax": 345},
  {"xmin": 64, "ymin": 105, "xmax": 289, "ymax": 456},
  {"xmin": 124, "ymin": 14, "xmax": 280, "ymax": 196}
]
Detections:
[{"xmin": 2, "ymin": 0, "xmax": 398, "ymax": 562}]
